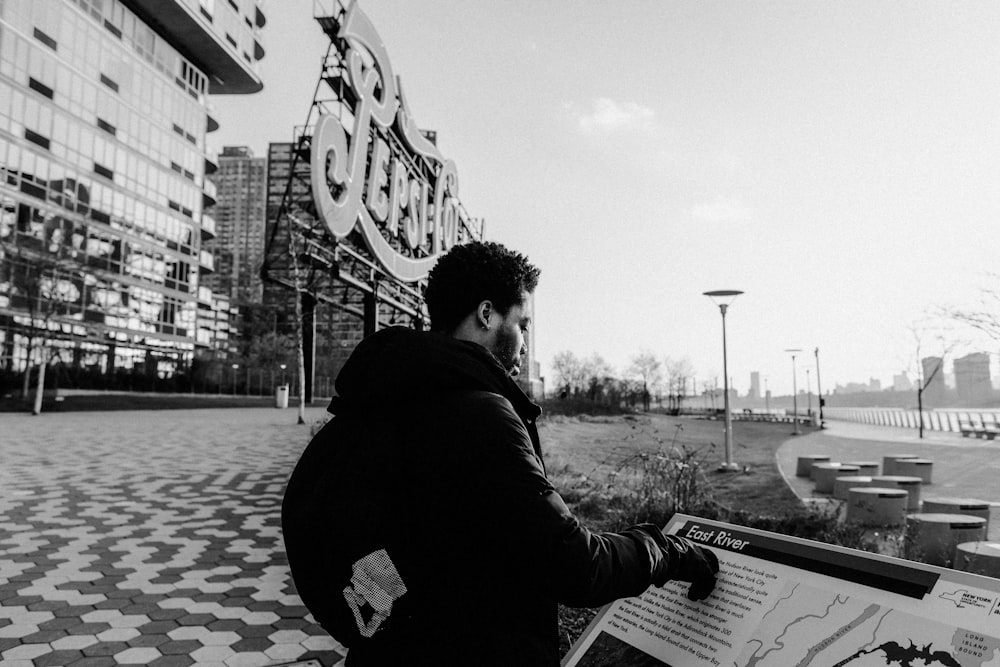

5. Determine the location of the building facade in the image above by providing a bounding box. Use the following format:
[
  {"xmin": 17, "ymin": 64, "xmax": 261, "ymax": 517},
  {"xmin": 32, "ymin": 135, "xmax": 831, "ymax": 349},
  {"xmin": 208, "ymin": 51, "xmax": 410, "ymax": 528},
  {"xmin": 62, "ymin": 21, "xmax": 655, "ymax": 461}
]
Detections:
[
  {"xmin": 954, "ymin": 351, "xmax": 992, "ymax": 405},
  {"xmin": 203, "ymin": 145, "xmax": 266, "ymax": 304},
  {"xmin": 921, "ymin": 356, "xmax": 946, "ymax": 405},
  {"xmin": 0, "ymin": 0, "xmax": 264, "ymax": 391}
]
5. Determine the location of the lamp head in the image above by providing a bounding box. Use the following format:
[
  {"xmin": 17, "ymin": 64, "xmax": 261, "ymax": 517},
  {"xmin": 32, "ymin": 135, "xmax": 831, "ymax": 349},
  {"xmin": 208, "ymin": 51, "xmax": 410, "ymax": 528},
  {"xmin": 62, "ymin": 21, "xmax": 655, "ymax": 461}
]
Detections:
[{"xmin": 704, "ymin": 290, "xmax": 743, "ymax": 314}]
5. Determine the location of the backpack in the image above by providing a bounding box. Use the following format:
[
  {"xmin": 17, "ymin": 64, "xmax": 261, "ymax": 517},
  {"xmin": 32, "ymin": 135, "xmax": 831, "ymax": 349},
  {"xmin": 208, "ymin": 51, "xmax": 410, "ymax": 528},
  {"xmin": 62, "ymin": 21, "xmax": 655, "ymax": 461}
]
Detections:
[{"xmin": 281, "ymin": 414, "xmax": 413, "ymax": 649}]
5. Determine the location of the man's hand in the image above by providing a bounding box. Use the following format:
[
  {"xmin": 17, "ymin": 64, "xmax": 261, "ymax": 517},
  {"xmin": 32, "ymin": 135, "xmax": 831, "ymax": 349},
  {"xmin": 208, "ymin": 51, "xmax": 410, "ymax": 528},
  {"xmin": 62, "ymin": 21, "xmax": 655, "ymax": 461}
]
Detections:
[{"xmin": 660, "ymin": 535, "xmax": 719, "ymax": 601}]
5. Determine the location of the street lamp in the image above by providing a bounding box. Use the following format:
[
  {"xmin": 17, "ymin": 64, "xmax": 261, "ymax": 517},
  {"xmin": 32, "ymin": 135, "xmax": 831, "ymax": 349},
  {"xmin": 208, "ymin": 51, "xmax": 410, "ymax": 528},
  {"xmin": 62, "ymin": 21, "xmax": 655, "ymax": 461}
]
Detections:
[
  {"xmin": 279, "ymin": 363, "xmax": 287, "ymax": 385},
  {"xmin": 806, "ymin": 368, "xmax": 812, "ymax": 418},
  {"xmin": 231, "ymin": 363, "xmax": 239, "ymax": 396},
  {"xmin": 814, "ymin": 347, "xmax": 825, "ymax": 427},
  {"xmin": 785, "ymin": 349, "xmax": 802, "ymax": 434},
  {"xmin": 704, "ymin": 290, "xmax": 743, "ymax": 472}
]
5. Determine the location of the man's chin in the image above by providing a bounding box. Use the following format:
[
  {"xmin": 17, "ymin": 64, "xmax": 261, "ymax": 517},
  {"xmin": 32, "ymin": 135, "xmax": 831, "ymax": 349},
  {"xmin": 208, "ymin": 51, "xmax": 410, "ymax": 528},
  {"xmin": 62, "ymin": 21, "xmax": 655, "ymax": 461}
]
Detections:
[{"xmin": 508, "ymin": 365, "xmax": 521, "ymax": 378}]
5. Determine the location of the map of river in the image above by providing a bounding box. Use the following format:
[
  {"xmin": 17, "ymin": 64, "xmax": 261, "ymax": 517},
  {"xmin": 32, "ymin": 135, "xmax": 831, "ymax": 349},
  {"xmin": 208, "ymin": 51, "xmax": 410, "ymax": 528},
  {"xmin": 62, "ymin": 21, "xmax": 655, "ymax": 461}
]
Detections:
[{"xmin": 736, "ymin": 580, "xmax": 1000, "ymax": 667}]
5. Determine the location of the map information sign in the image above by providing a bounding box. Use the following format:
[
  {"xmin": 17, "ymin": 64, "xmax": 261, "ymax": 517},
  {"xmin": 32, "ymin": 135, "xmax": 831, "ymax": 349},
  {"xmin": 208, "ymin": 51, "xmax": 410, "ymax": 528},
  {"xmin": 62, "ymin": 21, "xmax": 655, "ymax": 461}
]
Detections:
[{"xmin": 563, "ymin": 514, "xmax": 1000, "ymax": 666}]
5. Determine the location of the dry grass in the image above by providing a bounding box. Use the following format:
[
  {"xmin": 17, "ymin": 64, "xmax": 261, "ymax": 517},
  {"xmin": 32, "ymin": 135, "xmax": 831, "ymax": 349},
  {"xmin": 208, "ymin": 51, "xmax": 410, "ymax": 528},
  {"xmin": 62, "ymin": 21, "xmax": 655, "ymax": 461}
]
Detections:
[{"xmin": 542, "ymin": 412, "xmax": 819, "ymax": 655}]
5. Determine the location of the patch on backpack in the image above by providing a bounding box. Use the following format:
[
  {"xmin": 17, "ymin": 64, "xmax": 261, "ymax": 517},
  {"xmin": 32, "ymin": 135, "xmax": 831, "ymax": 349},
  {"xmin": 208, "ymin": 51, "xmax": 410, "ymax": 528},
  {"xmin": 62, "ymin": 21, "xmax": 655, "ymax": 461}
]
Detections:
[{"xmin": 343, "ymin": 548, "xmax": 407, "ymax": 637}]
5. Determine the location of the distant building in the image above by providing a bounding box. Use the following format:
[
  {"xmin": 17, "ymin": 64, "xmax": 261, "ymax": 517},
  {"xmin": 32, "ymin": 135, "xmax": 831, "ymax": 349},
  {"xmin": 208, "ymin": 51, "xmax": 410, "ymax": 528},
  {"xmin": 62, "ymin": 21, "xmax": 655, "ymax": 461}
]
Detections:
[
  {"xmin": 954, "ymin": 352, "xmax": 991, "ymax": 404},
  {"xmin": 892, "ymin": 371, "xmax": 913, "ymax": 392},
  {"xmin": 0, "ymin": 0, "xmax": 266, "ymax": 383},
  {"xmin": 203, "ymin": 146, "xmax": 267, "ymax": 304},
  {"xmin": 921, "ymin": 356, "xmax": 946, "ymax": 404},
  {"xmin": 869, "ymin": 377, "xmax": 881, "ymax": 392},
  {"xmin": 749, "ymin": 371, "xmax": 760, "ymax": 399}
]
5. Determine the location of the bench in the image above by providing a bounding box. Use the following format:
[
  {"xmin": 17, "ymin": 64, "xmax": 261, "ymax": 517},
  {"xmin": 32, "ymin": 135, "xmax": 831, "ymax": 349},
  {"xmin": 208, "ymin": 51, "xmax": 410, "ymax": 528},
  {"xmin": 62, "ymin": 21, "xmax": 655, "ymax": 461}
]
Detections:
[{"xmin": 958, "ymin": 421, "xmax": 1000, "ymax": 440}]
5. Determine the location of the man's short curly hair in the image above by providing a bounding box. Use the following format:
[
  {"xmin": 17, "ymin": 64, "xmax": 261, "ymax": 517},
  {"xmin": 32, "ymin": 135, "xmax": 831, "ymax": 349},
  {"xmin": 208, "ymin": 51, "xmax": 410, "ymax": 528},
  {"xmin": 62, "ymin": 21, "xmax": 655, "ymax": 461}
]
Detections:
[{"xmin": 425, "ymin": 241, "xmax": 540, "ymax": 333}]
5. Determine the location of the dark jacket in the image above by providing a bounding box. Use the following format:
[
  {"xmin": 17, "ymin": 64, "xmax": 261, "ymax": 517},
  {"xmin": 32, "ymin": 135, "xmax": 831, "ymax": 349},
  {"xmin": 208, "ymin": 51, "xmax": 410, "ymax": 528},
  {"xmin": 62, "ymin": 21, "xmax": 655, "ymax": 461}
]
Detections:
[{"xmin": 282, "ymin": 327, "xmax": 677, "ymax": 666}]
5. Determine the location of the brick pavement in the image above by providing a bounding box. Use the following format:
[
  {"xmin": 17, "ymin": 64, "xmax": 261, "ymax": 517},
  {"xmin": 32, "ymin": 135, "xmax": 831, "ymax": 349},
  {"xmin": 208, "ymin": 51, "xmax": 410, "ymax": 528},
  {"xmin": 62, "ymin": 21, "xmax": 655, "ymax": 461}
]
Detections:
[{"xmin": 0, "ymin": 406, "xmax": 344, "ymax": 667}]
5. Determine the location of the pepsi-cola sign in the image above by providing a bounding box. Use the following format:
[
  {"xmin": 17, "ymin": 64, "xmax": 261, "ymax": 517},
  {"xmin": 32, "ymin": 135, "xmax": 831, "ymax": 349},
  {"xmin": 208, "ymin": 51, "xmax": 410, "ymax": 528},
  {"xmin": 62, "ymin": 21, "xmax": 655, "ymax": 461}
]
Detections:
[{"xmin": 311, "ymin": 2, "xmax": 472, "ymax": 282}]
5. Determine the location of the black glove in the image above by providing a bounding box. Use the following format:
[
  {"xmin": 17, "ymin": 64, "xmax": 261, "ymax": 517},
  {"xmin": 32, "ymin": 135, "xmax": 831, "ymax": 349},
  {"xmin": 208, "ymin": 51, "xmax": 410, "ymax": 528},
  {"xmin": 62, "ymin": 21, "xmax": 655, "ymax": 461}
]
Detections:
[{"xmin": 657, "ymin": 535, "xmax": 720, "ymax": 601}]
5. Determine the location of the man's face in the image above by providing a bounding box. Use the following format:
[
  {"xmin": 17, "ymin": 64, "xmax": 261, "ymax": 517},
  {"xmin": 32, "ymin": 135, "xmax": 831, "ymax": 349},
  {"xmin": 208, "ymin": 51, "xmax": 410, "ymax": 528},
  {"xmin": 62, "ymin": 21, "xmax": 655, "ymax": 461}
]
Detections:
[{"xmin": 488, "ymin": 293, "xmax": 530, "ymax": 378}]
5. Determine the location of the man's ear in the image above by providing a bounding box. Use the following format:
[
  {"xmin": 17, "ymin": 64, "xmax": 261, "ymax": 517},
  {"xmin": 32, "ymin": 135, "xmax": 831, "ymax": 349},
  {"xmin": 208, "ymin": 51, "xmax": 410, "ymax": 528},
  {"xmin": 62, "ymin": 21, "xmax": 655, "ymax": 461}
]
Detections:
[{"xmin": 477, "ymin": 300, "xmax": 493, "ymax": 329}]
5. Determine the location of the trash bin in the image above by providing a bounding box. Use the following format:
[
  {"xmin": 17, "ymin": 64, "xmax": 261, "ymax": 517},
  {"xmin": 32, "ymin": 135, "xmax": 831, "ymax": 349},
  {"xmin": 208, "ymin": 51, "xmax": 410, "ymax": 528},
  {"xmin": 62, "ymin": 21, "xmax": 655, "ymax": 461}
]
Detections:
[{"xmin": 275, "ymin": 384, "xmax": 289, "ymax": 409}]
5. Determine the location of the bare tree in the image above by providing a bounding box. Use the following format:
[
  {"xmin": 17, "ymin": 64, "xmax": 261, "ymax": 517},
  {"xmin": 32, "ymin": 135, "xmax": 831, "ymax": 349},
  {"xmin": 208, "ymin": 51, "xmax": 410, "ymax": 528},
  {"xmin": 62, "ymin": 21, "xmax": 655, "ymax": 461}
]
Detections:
[
  {"xmin": 947, "ymin": 274, "xmax": 1000, "ymax": 341},
  {"xmin": 664, "ymin": 356, "xmax": 695, "ymax": 411},
  {"xmin": 628, "ymin": 350, "xmax": 661, "ymax": 410},
  {"xmin": 0, "ymin": 224, "xmax": 85, "ymax": 414},
  {"xmin": 582, "ymin": 353, "xmax": 614, "ymax": 402},
  {"xmin": 908, "ymin": 321, "xmax": 962, "ymax": 438},
  {"xmin": 285, "ymin": 214, "xmax": 312, "ymax": 425},
  {"xmin": 551, "ymin": 350, "xmax": 585, "ymax": 397}
]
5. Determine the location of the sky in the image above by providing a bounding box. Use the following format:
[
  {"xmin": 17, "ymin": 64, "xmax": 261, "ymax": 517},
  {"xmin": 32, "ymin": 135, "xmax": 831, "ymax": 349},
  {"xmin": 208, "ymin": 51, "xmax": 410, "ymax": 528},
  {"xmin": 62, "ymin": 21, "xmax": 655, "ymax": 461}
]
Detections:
[{"xmin": 212, "ymin": 1, "xmax": 1000, "ymax": 396}]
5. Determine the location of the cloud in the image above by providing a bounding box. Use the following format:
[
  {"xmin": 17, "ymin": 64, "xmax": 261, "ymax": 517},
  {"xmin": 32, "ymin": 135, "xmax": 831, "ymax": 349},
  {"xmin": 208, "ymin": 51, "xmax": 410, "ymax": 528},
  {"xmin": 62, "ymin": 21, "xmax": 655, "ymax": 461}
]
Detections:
[
  {"xmin": 571, "ymin": 98, "xmax": 660, "ymax": 136},
  {"xmin": 691, "ymin": 199, "xmax": 754, "ymax": 224}
]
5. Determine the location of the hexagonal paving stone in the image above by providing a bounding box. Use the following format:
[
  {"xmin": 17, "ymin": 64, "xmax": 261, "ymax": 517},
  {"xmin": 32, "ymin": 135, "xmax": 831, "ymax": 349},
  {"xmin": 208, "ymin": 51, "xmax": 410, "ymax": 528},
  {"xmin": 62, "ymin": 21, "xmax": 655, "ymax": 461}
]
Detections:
[
  {"xmin": 264, "ymin": 643, "xmax": 308, "ymax": 661},
  {"xmin": 51, "ymin": 634, "xmax": 100, "ymax": 651},
  {"xmin": 201, "ymin": 630, "xmax": 241, "ymax": 646},
  {"xmin": 191, "ymin": 644, "xmax": 236, "ymax": 663},
  {"xmin": 34, "ymin": 649, "xmax": 86, "ymax": 666},
  {"xmin": 83, "ymin": 641, "xmax": 132, "ymax": 657},
  {"xmin": 223, "ymin": 651, "xmax": 272, "ymax": 667},
  {"xmin": 156, "ymin": 639, "xmax": 202, "ymax": 656},
  {"xmin": 166, "ymin": 626, "xmax": 206, "ymax": 641},
  {"xmin": 113, "ymin": 645, "xmax": 163, "ymax": 664},
  {"xmin": 2, "ymin": 642, "xmax": 52, "ymax": 660},
  {"xmin": 268, "ymin": 629, "xmax": 309, "ymax": 645},
  {"xmin": 96, "ymin": 627, "xmax": 140, "ymax": 642},
  {"xmin": 240, "ymin": 611, "xmax": 279, "ymax": 626}
]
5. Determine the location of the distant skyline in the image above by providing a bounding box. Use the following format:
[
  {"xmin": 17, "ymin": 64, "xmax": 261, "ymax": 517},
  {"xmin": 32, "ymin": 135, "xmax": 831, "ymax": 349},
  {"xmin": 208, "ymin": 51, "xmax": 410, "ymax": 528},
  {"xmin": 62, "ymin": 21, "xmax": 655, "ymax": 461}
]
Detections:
[{"xmin": 212, "ymin": 1, "xmax": 1000, "ymax": 396}]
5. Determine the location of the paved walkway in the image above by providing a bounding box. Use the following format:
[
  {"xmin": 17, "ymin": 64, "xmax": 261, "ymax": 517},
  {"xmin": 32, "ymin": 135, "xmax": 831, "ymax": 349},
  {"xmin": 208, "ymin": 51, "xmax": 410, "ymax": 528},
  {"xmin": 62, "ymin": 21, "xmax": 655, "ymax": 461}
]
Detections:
[
  {"xmin": 0, "ymin": 406, "xmax": 343, "ymax": 667},
  {"xmin": 775, "ymin": 419, "xmax": 1000, "ymax": 537}
]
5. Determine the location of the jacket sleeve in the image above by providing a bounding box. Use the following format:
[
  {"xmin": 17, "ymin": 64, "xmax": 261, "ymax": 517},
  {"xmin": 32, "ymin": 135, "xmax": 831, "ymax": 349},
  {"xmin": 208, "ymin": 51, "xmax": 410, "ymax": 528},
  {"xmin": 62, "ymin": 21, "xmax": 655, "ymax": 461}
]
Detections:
[{"xmin": 464, "ymin": 393, "xmax": 674, "ymax": 608}]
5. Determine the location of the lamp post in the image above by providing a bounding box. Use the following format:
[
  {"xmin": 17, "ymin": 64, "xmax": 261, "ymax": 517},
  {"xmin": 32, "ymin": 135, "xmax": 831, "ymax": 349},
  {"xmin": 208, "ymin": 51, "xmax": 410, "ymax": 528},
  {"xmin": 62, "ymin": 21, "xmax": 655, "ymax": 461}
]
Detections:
[
  {"xmin": 279, "ymin": 363, "xmax": 287, "ymax": 386},
  {"xmin": 704, "ymin": 290, "xmax": 743, "ymax": 472},
  {"xmin": 764, "ymin": 377, "xmax": 770, "ymax": 413},
  {"xmin": 785, "ymin": 349, "xmax": 802, "ymax": 434},
  {"xmin": 806, "ymin": 368, "xmax": 812, "ymax": 419},
  {"xmin": 814, "ymin": 347, "xmax": 824, "ymax": 427},
  {"xmin": 231, "ymin": 363, "xmax": 239, "ymax": 396}
]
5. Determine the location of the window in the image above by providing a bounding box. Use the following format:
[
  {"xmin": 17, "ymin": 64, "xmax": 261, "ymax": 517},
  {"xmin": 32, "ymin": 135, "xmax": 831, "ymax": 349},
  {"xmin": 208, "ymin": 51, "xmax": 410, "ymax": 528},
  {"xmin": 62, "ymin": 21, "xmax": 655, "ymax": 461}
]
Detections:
[
  {"xmin": 33, "ymin": 27, "xmax": 57, "ymax": 51},
  {"xmin": 25, "ymin": 128, "xmax": 50, "ymax": 150},
  {"xmin": 28, "ymin": 77, "xmax": 54, "ymax": 99},
  {"xmin": 100, "ymin": 73, "xmax": 119, "ymax": 92},
  {"xmin": 97, "ymin": 118, "xmax": 116, "ymax": 136},
  {"xmin": 94, "ymin": 163, "xmax": 114, "ymax": 180}
]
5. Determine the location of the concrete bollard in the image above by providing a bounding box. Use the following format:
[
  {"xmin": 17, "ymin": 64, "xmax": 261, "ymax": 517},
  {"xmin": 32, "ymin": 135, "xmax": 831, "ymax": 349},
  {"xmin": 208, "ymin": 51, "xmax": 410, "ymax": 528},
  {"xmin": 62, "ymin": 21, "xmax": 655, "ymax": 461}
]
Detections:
[
  {"xmin": 797, "ymin": 455, "xmax": 831, "ymax": 478},
  {"xmin": 871, "ymin": 475, "xmax": 922, "ymax": 511},
  {"xmin": 904, "ymin": 514, "xmax": 987, "ymax": 567},
  {"xmin": 894, "ymin": 458, "xmax": 933, "ymax": 484},
  {"xmin": 846, "ymin": 488, "xmax": 908, "ymax": 527},
  {"xmin": 813, "ymin": 463, "xmax": 860, "ymax": 494},
  {"xmin": 882, "ymin": 454, "xmax": 918, "ymax": 476},
  {"xmin": 922, "ymin": 498, "xmax": 991, "ymax": 538},
  {"xmin": 954, "ymin": 542, "xmax": 1000, "ymax": 577},
  {"xmin": 833, "ymin": 476, "xmax": 873, "ymax": 501},
  {"xmin": 843, "ymin": 461, "xmax": 880, "ymax": 476}
]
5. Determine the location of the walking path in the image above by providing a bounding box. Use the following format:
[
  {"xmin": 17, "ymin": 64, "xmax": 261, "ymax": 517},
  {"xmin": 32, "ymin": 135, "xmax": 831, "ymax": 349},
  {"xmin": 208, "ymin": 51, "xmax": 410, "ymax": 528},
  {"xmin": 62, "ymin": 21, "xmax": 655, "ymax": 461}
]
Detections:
[
  {"xmin": 775, "ymin": 419, "xmax": 1000, "ymax": 537},
  {"xmin": 0, "ymin": 406, "xmax": 343, "ymax": 667}
]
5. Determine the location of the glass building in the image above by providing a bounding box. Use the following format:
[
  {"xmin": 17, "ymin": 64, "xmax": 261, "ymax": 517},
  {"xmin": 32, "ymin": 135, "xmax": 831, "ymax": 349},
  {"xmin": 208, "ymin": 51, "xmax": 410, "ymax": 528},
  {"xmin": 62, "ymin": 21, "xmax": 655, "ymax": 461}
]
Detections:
[{"xmin": 0, "ymin": 0, "xmax": 265, "ymax": 391}]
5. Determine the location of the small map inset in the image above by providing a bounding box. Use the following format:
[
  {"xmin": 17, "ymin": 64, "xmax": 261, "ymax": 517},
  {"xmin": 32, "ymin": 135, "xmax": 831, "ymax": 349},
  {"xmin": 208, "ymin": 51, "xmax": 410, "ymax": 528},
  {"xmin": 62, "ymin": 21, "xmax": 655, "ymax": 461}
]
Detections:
[{"xmin": 735, "ymin": 581, "xmax": 1000, "ymax": 667}]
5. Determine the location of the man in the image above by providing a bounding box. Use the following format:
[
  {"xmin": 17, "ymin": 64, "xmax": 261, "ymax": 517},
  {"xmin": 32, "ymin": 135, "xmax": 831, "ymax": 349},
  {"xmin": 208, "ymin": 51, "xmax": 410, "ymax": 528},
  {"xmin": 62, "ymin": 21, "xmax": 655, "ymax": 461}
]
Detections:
[{"xmin": 282, "ymin": 241, "xmax": 718, "ymax": 666}]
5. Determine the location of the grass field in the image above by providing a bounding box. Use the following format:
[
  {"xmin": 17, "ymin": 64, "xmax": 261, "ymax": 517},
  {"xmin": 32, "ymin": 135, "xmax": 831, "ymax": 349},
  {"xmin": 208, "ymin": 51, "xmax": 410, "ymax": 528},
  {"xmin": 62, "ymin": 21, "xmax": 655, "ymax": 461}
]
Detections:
[{"xmin": 540, "ymin": 411, "xmax": 820, "ymax": 654}]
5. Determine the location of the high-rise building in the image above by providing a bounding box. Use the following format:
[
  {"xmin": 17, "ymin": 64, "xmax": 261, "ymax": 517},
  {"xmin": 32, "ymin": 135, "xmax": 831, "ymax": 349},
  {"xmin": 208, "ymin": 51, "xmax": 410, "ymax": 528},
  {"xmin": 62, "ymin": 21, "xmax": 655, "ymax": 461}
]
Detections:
[
  {"xmin": 921, "ymin": 356, "xmax": 946, "ymax": 405},
  {"xmin": 892, "ymin": 371, "xmax": 913, "ymax": 391},
  {"xmin": 204, "ymin": 145, "xmax": 266, "ymax": 303},
  {"xmin": 749, "ymin": 371, "xmax": 760, "ymax": 399},
  {"xmin": 954, "ymin": 352, "xmax": 991, "ymax": 405},
  {"xmin": 0, "ymin": 0, "xmax": 265, "ymax": 385}
]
